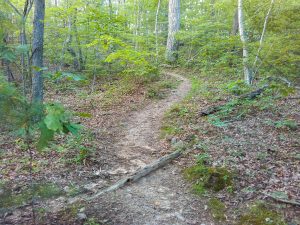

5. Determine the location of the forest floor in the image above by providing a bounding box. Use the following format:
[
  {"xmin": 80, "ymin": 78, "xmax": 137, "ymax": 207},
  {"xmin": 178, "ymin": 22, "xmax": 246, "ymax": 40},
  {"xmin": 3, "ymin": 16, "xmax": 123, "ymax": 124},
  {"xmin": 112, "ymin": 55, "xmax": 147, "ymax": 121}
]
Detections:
[{"xmin": 0, "ymin": 70, "xmax": 299, "ymax": 225}]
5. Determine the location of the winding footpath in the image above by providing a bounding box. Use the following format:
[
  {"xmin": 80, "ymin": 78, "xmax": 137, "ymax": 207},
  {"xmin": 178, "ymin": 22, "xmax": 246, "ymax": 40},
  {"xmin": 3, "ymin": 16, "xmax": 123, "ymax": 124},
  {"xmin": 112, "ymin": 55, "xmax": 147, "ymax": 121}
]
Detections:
[{"xmin": 91, "ymin": 72, "xmax": 214, "ymax": 225}]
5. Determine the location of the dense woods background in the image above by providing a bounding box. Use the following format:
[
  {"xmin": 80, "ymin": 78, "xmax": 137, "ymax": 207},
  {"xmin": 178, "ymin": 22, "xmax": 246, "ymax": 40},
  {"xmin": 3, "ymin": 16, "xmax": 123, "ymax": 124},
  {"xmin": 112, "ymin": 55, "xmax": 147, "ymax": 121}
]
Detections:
[{"xmin": 0, "ymin": 0, "xmax": 299, "ymax": 224}]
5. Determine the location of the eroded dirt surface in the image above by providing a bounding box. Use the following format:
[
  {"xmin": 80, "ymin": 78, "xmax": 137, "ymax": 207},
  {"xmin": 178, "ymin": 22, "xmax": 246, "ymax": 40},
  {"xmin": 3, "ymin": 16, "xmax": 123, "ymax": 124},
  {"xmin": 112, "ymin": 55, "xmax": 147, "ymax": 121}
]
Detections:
[{"xmin": 87, "ymin": 72, "xmax": 214, "ymax": 225}]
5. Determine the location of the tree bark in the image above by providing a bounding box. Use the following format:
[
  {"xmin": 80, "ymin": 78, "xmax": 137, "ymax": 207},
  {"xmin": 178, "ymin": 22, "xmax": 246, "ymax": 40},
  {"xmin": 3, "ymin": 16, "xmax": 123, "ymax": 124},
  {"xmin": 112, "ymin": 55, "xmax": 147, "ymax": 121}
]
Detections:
[
  {"xmin": 31, "ymin": 0, "xmax": 45, "ymax": 102},
  {"xmin": 231, "ymin": 9, "xmax": 239, "ymax": 35},
  {"xmin": 253, "ymin": 0, "xmax": 275, "ymax": 76},
  {"xmin": 238, "ymin": 0, "xmax": 252, "ymax": 85},
  {"xmin": 166, "ymin": 0, "xmax": 180, "ymax": 62},
  {"xmin": 155, "ymin": 0, "xmax": 161, "ymax": 62}
]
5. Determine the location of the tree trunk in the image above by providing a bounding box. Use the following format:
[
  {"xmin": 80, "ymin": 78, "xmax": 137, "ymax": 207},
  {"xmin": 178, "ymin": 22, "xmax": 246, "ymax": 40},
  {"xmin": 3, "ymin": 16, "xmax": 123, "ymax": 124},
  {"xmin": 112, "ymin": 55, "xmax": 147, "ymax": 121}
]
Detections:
[
  {"xmin": 231, "ymin": 9, "xmax": 239, "ymax": 35},
  {"xmin": 31, "ymin": 0, "xmax": 45, "ymax": 102},
  {"xmin": 155, "ymin": 0, "xmax": 161, "ymax": 62},
  {"xmin": 253, "ymin": 0, "xmax": 275, "ymax": 76},
  {"xmin": 166, "ymin": 0, "xmax": 180, "ymax": 62},
  {"xmin": 3, "ymin": 59, "xmax": 14, "ymax": 82},
  {"xmin": 238, "ymin": 0, "xmax": 252, "ymax": 85},
  {"xmin": 73, "ymin": 9, "xmax": 84, "ymax": 71}
]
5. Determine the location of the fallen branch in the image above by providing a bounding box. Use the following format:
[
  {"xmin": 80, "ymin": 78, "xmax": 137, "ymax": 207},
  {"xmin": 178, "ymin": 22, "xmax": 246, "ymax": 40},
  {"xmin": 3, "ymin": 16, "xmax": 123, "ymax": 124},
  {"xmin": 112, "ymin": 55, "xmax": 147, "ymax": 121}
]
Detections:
[
  {"xmin": 199, "ymin": 85, "xmax": 268, "ymax": 116},
  {"xmin": 262, "ymin": 192, "xmax": 300, "ymax": 207},
  {"xmin": 70, "ymin": 149, "xmax": 183, "ymax": 202}
]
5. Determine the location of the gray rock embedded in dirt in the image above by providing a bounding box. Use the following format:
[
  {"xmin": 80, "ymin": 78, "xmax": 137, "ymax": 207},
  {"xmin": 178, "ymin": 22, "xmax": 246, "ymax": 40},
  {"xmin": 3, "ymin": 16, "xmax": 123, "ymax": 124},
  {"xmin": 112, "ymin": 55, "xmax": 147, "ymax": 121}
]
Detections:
[
  {"xmin": 171, "ymin": 137, "xmax": 177, "ymax": 145},
  {"xmin": 77, "ymin": 212, "xmax": 87, "ymax": 220},
  {"xmin": 172, "ymin": 140, "xmax": 185, "ymax": 150}
]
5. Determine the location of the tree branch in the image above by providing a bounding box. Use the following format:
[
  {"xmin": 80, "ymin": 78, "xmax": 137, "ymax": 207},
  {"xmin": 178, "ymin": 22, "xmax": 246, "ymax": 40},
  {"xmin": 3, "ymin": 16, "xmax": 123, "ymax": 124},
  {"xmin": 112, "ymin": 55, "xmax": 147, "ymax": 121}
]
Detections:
[
  {"xmin": 253, "ymin": 0, "xmax": 275, "ymax": 76},
  {"xmin": 262, "ymin": 192, "xmax": 300, "ymax": 207},
  {"xmin": 4, "ymin": 0, "xmax": 22, "ymax": 16}
]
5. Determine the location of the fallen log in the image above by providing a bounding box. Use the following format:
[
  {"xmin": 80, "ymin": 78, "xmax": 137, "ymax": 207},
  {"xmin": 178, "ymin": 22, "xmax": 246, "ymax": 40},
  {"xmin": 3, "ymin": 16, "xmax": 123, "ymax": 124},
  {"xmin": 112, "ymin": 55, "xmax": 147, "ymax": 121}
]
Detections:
[
  {"xmin": 69, "ymin": 149, "xmax": 184, "ymax": 202},
  {"xmin": 199, "ymin": 85, "xmax": 268, "ymax": 116},
  {"xmin": 262, "ymin": 192, "xmax": 300, "ymax": 207}
]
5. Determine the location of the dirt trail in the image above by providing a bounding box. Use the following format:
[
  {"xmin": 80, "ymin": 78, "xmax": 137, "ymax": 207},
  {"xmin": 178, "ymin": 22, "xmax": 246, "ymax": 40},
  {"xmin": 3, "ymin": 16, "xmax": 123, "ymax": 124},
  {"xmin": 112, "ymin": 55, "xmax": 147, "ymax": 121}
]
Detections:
[
  {"xmin": 115, "ymin": 72, "xmax": 191, "ymax": 170},
  {"xmin": 91, "ymin": 72, "xmax": 214, "ymax": 225}
]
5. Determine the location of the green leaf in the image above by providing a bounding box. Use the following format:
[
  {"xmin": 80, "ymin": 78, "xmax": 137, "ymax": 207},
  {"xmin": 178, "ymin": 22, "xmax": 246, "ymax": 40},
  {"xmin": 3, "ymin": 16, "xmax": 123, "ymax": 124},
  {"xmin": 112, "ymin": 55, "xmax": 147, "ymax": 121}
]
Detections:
[
  {"xmin": 75, "ymin": 112, "xmax": 92, "ymax": 118},
  {"xmin": 37, "ymin": 122, "xmax": 55, "ymax": 150},
  {"xmin": 44, "ymin": 104, "xmax": 65, "ymax": 132},
  {"xmin": 44, "ymin": 114, "xmax": 62, "ymax": 131},
  {"xmin": 65, "ymin": 123, "xmax": 81, "ymax": 135}
]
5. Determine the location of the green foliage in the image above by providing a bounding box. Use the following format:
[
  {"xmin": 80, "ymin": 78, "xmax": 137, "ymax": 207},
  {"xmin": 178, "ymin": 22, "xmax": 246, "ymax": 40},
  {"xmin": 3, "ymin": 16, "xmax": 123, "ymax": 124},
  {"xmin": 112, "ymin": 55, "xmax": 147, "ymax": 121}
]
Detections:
[
  {"xmin": 184, "ymin": 162, "xmax": 233, "ymax": 193},
  {"xmin": 237, "ymin": 203, "xmax": 286, "ymax": 225},
  {"xmin": 84, "ymin": 218, "xmax": 101, "ymax": 225},
  {"xmin": 0, "ymin": 182, "xmax": 62, "ymax": 209},
  {"xmin": 195, "ymin": 153, "xmax": 211, "ymax": 164},
  {"xmin": 179, "ymin": 0, "xmax": 300, "ymax": 84},
  {"xmin": 208, "ymin": 198, "xmax": 227, "ymax": 221},
  {"xmin": 225, "ymin": 80, "xmax": 252, "ymax": 95},
  {"xmin": 45, "ymin": 71, "xmax": 86, "ymax": 82},
  {"xmin": 146, "ymin": 80, "xmax": 178, "ymax": 99},
  {"xmin": 0, "ymin": 76, "xmax": 81, "ymax": 150},
  {"xmin": 38, "ymin": 103, "xmax": 81, "ymax": 149},
  {"xmin": 266, "ymin": 119, "xmax": 298, "ymax": 131}
]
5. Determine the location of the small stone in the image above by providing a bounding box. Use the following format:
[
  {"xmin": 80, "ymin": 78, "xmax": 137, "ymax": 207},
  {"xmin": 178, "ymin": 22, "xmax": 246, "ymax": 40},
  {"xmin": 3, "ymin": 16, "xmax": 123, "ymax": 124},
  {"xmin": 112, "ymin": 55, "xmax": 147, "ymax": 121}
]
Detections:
[
  {"xmin": 77, "ymin": 213, "xmax": 87, "ymax": 220},
  {"xmin": 79, "ymin": 207, "xmax": 85, "ymax": 213},
  {"xmin": 63, "ymin": 186, "xmax": 70, "ymax": 193},
  {"xmin": 84, "ymin": 183, "xmax": 97, "ymax": 191},
  {"xmin": 172, "ymin": 140, "xmax": 184, "ymax": 150},
  {"xmin": 171, "ymin": 137, "xmax": 177, "ymax": 145}
]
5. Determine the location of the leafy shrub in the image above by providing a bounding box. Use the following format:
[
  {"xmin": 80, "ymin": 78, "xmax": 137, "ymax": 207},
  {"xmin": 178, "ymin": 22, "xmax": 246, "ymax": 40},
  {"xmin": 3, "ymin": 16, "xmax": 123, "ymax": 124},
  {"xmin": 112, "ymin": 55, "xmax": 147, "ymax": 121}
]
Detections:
[
  {"xmin": 225, "ymin": 80, "xmax": 252, "ymax": 95},
  {"xmin": 0, "ymin": 75, "xmax": 81, "ymax": 150}
]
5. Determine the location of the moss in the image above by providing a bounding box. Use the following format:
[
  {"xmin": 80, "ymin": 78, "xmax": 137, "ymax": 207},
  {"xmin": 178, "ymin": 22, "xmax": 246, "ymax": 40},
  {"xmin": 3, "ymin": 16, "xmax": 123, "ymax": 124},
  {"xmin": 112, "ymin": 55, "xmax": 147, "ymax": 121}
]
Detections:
[
  {"xmin": 204, "ymin": 167, "xmax": 233, "ymax": 192},
  {"xmin": 208, "ymin": 198, "xmax": 226, "ymax": 221},
  {"xmin": 0, "ymin": 182, "xmax": 63, "ymax": 209},
  {"xmin": 160, "ymin": 125, "xmax": 181, "ymax": 138},
  {"xmin": 237, "ymin": 203, "xmax": 286, "ymax": 225},
  {"xmin": 184, "ymin": 164, "xmax": 233, "ymax": 193}
]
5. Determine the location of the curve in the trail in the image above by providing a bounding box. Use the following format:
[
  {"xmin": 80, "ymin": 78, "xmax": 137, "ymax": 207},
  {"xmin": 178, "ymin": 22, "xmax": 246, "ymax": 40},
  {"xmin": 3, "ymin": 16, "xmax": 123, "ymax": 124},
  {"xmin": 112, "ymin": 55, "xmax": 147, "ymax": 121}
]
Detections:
[
  {"xmin": 116, "ymin": 72, "xmax": 191, "ymax": 169},
  {"xmin": 92, "ymin": 72, "xmax": 214, "ymax": 225}
]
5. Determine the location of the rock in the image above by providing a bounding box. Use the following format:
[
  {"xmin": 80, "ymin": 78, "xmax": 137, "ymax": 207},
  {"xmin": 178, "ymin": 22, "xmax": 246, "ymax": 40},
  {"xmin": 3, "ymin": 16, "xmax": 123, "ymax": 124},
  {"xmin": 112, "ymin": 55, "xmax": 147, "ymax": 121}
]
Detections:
[
  {"xmin": 63, "ymin": 186, "xmax": 70, "ymax": 193},
  {"xmin": 172, "ymin": 140, "xmax": 184, "ymax": 150},
  {"xmin": 171, "ymin": 137, "xmax": 177, "ymax": 145},
  {"xmin": 79, "ymin": 207, "xmax": 85, "ymax": 213},
  {"xmin": 77, "ymin": 212, "xmax": 87, "ymax": 220},
  {"xmin": 83, "ymin": 183, "xmax": 98, "ymax": 192},
  {"xmin": 165, "ymin": 135, "xmax": 173, "ymax": 141}
]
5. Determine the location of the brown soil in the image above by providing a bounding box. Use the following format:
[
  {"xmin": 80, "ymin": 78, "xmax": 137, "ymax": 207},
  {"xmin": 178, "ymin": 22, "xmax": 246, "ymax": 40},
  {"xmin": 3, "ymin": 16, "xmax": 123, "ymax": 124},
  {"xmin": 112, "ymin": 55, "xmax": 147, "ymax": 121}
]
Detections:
[{"xmin": 84, "ymin": 72, "xmax": 215, "ymax": 225}]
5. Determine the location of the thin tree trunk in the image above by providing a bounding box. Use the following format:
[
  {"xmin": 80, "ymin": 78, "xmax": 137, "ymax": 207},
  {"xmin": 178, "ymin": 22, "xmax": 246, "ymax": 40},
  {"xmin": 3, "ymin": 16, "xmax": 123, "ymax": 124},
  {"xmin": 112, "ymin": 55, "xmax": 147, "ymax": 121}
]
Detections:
[
  {"xmin": 238, "ymin": 0, "xmax": 252, "ymax": 85},
  {"xmin": 231, "ymin": 9, "xmax": 239, "ymax": 35},
  {"xmin": 31, "ymin": 0, "xmax": 45, "ymax": 102},
  {"xmin": 2, "ymin": 35, "xmax": 14, "ymax": 82},
  {"xmin": 64, "ymin": 16, "xmax": 79, "ymax": 70},
  {"xmin": 155, "ymin": 0, "xmax": 161, "ymax": 62},
  {"xmin": 3, "ymin": 60, "xmax": 14, "ymax": 82},
  {"xmin": 134, "ymin": 0, "xmax": 141, "ymax": 50},
  {"xmin": 108, "ymin": 0, "xmax": 113, "ymax": 17},
  {"xmin": 73, "ymin": 9, "xmax": 84, "ymax": 71},
  {"xmin": 166, "ymin": 0, "xmax": 180, "ymax": 62},
  {"xmin": 253, "ymin": 0, "xmax": 275, "ymax": 76}
]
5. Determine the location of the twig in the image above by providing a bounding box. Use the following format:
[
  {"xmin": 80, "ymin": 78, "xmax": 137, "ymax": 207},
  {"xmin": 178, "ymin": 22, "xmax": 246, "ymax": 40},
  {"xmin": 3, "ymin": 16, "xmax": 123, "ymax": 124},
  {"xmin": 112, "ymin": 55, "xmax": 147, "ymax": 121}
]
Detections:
[{"xmin": 4, "ymin": 0, "xmax": 22, "ymax": 16}]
